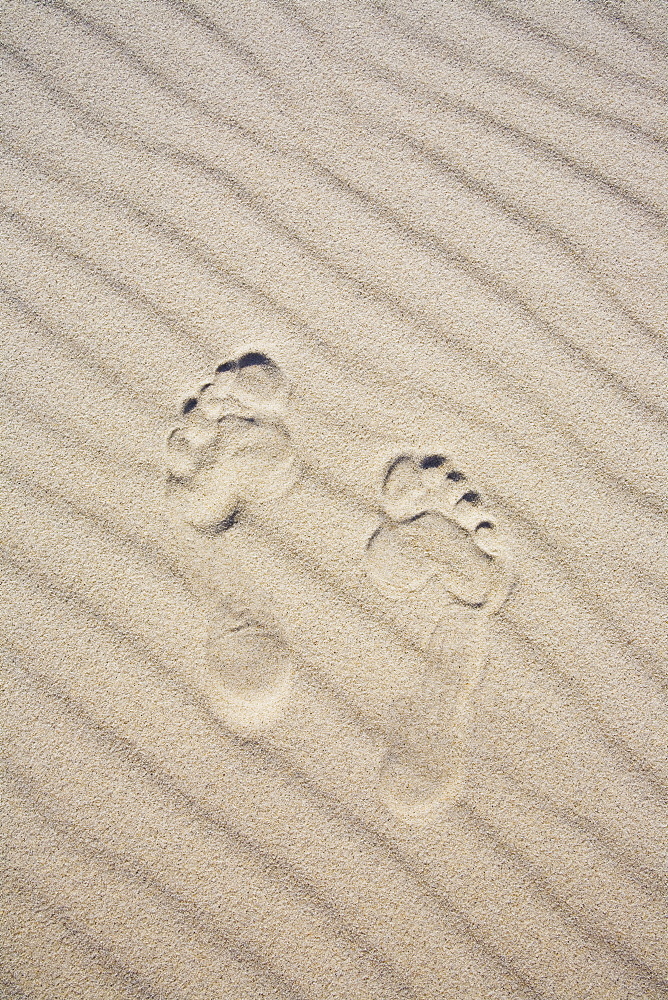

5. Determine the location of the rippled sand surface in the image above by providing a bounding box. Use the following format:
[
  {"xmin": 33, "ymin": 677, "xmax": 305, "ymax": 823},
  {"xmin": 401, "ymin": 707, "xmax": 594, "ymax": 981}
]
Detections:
[{"xmin": 1, "ymin": 2, "xmax": 667, "ymax": 998}]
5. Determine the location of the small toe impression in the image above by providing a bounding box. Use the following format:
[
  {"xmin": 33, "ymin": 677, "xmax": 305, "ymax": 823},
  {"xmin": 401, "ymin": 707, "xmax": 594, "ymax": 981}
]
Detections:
[
  {"xmin": 453, "ymin": 490, "xmax": 486, "ymax": 533},
  {"xmin": 474, "ymin": 519, "xmax": 501, "ymax": 556},
  {"xmin": 181, "ymin": 395, "xmax": 200, "ymax": 417},
  {"xmin": 416, "ymin": 454, "xmax": 497, "ymax": 537},
  {"xmin": 419, "ymin": 453, "xmax": 456, "ymax": 495},
  {"xmin": 419, "ymin": 454, "xmax": 467, "ymax": 498},
  {"xmin": 381, "ymin": 454, "xmax": 428, "ymax": 521}
]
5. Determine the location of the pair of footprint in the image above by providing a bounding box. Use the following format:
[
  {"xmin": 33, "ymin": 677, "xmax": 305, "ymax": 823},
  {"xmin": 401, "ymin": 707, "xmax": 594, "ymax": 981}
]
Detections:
[{"xmin": 165, "ymin": 351, "xmax": 511, "ymax": 822}]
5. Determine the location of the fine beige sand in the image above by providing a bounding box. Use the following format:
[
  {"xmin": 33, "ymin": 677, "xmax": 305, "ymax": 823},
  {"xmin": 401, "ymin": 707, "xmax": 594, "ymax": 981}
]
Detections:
[{"xmin": 1, "ymin": 2, "xmax": 667, "ymax": 998}]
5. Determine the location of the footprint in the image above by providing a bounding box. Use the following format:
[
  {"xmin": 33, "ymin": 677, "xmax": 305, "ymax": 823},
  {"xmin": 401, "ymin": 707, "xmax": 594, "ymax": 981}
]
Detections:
[
  {"xmin": 165, "ymin": 350, "xmax": 301, "ymax": 732},
  {"xmin": 364, "ymin": 451, "xmax": 513, "ymax": 822}
]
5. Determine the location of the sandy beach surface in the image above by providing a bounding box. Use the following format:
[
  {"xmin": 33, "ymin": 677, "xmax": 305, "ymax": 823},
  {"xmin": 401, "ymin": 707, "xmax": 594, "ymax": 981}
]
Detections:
[{"xmin": 1, "ymin": 2, "xmax": 667, "ymax": 997}]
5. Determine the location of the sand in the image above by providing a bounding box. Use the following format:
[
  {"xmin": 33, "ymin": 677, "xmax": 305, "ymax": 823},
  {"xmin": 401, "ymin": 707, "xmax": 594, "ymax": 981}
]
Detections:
[{"xmin": 1, "ymin": 1, "xmax": 667, "ymax": 997}]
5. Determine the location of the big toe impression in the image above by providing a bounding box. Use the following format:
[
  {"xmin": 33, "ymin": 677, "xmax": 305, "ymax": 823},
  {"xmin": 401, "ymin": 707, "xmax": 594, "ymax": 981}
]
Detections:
[{"xmin": 381, "ymin": 454, "xmax": 428, "ymax": 521}]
